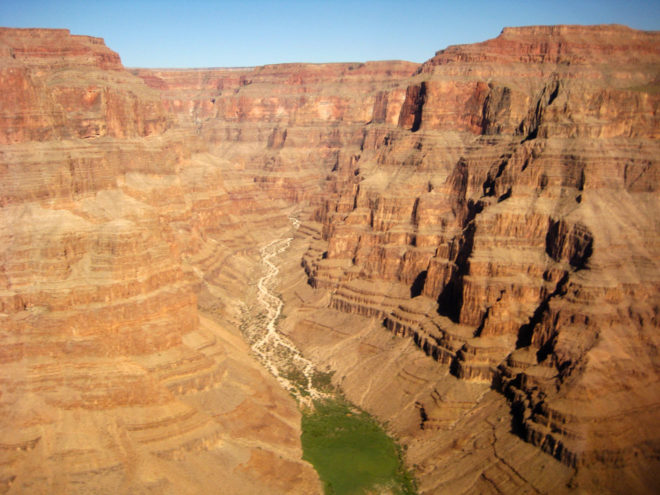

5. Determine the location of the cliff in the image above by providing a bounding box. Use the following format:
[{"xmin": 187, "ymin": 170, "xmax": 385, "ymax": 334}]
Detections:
[
  {"xmin": 0, "ymin": 28, "xmax": 320, "ymax": 494},
  {"xmin": 292, "ymin": 25, "xmax": 660, "ymax": 493},
  {"xmin": 1, "ymin": 24, "xmax": 659, "ymax": 494},
  {"xmin": 295, "ymin": 24, "xmax": 660, "ymax": 492}
]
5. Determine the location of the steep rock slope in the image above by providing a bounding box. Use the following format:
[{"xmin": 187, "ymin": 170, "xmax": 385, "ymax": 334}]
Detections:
[
  {"xmin": 1, "ymin": 24, "xmax": 659, "ymax": 495},
  {"xmin": 0, "ymin": 28, "xmax": 320, "ymax": 494},
  {"xmin": 136, "ymin": 24, "xmax": 660, "ymax": 494},
  {"xmin": 293, "ymin": 24, "xmax": 660, "ymax": 492}
]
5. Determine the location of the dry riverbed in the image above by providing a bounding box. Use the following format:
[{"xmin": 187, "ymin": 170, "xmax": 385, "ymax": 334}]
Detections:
[{"xmin": 239, "ymin": 219, "xmax": 417, "ymax": 494}]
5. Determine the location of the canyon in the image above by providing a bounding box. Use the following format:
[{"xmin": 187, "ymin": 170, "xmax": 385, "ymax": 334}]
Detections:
[{"xmin": 0, "ymin": 24, "xmax": 659, "ymax": 494}]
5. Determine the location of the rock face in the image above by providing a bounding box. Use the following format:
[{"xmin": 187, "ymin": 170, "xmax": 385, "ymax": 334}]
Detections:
[
  {"xmin": 0, "ymin": 28, "xmax": 320, "ymax": 494},
  {"xmin": 1, "ymin": 24, "xmax": 659, "ymax": 494},
  {"xmin": 292, "ymin": 25, "xmax": 660, "ymax": 493},
  {"xmin": 293, "ymin": 25, "xmax": 660, "ymax": 492}
]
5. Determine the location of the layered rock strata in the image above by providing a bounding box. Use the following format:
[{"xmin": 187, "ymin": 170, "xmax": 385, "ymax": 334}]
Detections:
[
  {"xmin": 294, "ymin": 24, "xmax": 660, "ymax": 492},
  {"xmin": 1, "ymin": 23, "xmax": 659, "ymax": 495},
  {"xmin": 0, "ymin": 28, "xmax": 320, "ymax": 494}
]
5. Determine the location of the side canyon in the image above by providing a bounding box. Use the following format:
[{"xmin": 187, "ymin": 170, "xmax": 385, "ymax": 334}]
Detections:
[{"xmin": 0, "ymin": 25, "xmax": 659, "ymax": 494}]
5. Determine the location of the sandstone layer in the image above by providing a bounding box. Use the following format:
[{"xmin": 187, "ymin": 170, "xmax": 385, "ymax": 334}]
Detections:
[
  {"xmin": 0, "ymin": 28, "xmax": 320, "ymax": 494},
  {"xmin": 1, "ymin": 24, "xmax": 659, "ymax": 495},
  {"xmin": 287, "ymin": 25, "xmax": 660, "ymax": 493}
]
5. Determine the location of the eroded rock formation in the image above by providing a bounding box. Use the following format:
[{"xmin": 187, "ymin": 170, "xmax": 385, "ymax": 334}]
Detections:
[
  {"xmin": 1, "ymin": 24, "xmax": 658, "ymax": 494},
  {"xmin": 293, "ymin": 25, "xmax": 660, "ymax": 493},
  {"xmin": 0, "ymin": 28, "xmax": 320, "ymax": 494}
]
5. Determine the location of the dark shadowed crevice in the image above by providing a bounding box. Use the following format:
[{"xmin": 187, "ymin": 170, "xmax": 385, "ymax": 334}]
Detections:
[
  {"xmin": 437, "ymin": 223, "xmax": 475, "ymax": 323},
  {"xmin": 411, "ymin": 82, "xmax": 427, "ymax": 132},
  {"xmin": 516, "ymin": 271, "xmax": 569, "ymax": 348},
  {"xmin": 545, "ymin": 219, "xmax": 594, "ymax": 271},
  {"xmin": 410, "ymin": 270, "xmax": 427, "ymax": 298}
]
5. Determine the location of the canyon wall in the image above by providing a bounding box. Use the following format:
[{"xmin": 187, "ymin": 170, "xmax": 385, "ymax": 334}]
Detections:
[
  {"xmin": 1, "ymin": 24, "xmax": 659, "ymax": 494},
  {"xmin": 0, "ymin": 28, "xmax": 321, "ymax": 494},
  {"xmin": 290, "ymin": 25, "xmax": 660, "ymax": 493}
]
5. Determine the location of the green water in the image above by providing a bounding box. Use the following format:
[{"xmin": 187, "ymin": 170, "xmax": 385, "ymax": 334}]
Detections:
[{"xmin": 301, "ymin": 398, "xmax": 417, "ymax": 495}]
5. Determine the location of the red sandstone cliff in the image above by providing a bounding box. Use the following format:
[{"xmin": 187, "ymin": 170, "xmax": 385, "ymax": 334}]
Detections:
[
  {"xmin": 1, "ymin": 24, "xmax": 659, "ymax": 495},
  {"xmin": 295, "ymin": 25, "xmax": 660, "ymax": 492},
  {"xmin": 0, "ymin": 28, "xmax": 320, "ymax": 494}
]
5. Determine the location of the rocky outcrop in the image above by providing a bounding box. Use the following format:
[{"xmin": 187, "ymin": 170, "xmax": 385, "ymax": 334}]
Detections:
[
  {"xmin": 422, "ymin": 24, "xmax": 660, "ymax": 67},
  {"xmin": 0, "ymin": 29, "xmax": 168, "ymax": 144}
]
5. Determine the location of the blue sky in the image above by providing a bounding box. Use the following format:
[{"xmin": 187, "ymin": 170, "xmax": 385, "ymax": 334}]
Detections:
[{"xmin": 1, "ymin": 1, "xmax": 658, "ymax": 67}]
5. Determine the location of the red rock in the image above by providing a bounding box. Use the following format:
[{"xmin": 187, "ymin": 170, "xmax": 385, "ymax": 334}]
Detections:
[
  {"xmin": 299, "ymin": 24, "xmax": 660, "ymax": 492},
  {"xmin": 1, "ymin": 23, "xmax": 659, "ymax": 495},
  {"xmin": 0, "ymin": 28, "xmax": 320, "ymax": 494}
]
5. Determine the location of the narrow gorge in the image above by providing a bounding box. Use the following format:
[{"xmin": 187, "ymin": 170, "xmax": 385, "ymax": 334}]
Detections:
[{"xmin": 0, "ymin": 25, "xmax": 659, "ymax": 494}]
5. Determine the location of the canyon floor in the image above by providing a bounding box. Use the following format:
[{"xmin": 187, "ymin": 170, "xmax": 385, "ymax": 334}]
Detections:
[{"xmin": 1, "ymin": 24, "xmax": 659, "ymax": 494}]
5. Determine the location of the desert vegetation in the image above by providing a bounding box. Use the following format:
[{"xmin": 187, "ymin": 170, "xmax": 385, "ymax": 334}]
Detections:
[{"xmin": 240, "ymin": 222, "xmax": 416, "ymax": 494}]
